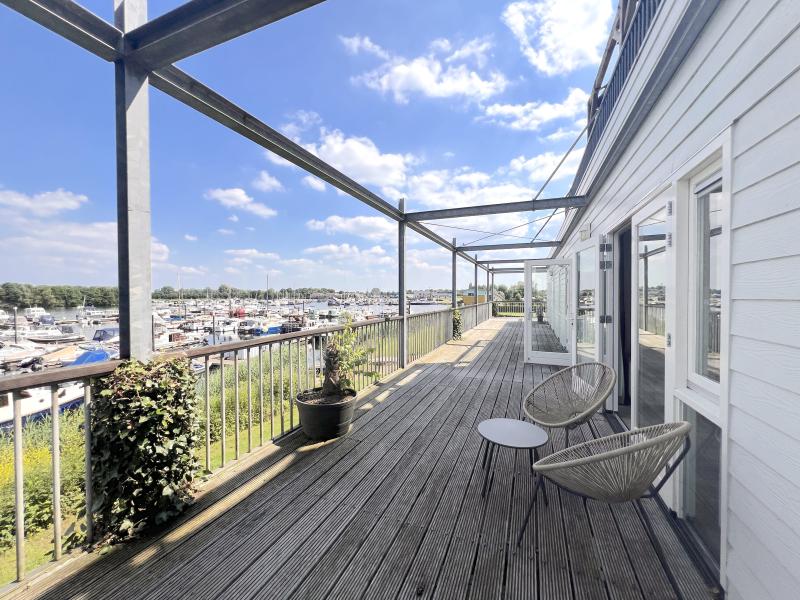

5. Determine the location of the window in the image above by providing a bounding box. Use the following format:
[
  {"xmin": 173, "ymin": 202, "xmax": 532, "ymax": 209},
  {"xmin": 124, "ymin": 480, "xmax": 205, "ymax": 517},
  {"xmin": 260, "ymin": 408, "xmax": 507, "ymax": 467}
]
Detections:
[
  {"xmin": 576, "ymin": 247, "xmax": 596, "ymax": 362},
  {"xmin": 682, "ymin": 405, "xmax": 722, "ymax": 565},
  {"xmin": 690, "ymin": 177, "xmax": 723, "ymax": 387}
]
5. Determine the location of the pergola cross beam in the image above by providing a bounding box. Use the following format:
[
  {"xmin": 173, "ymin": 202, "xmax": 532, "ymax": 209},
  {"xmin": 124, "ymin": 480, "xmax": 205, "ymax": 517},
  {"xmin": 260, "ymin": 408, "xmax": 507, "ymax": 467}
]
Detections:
[
  {"xmin": 456, "ymin": 241, "xmax": 560, "ymax": 252},
  {"xmin": 125, "ymin": 0, "xmax": 325, "ymax": 69},
  {"xmin": 405, "ymin": 196, "xmax": 586, "ymax": 221}
]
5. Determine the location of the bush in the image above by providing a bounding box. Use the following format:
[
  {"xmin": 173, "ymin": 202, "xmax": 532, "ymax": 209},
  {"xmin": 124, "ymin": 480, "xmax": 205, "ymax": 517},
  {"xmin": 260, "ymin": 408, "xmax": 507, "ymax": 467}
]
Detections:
[
  {"xmin": 452, "ymin": 310, "xmax": 463, "ymax": 340},
  {"xmin": 89, "ymin": 357, "xmax": 199, "ymax": 541}
]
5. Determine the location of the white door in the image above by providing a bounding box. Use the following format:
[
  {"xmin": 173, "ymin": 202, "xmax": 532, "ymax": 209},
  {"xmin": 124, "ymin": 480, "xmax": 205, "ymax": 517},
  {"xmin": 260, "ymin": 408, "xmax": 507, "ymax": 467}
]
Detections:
[{"xmin": 523, "ymin": 260, "xmax": 574, "ymax": 366}]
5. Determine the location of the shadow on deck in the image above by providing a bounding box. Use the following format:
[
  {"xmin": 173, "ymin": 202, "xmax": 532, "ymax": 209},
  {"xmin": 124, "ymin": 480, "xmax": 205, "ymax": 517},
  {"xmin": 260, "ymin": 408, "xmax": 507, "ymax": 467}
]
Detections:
[{"xmin": 9, "ymin": 319, "xmax": 715, "ymax": 600}]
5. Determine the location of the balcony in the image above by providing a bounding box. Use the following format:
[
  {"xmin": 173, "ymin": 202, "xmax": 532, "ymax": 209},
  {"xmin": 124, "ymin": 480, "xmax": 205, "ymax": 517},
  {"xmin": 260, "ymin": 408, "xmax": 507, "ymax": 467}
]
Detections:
[{"xmin": 8, "ymin": 318, "xmax": 713, "ymax": 600}]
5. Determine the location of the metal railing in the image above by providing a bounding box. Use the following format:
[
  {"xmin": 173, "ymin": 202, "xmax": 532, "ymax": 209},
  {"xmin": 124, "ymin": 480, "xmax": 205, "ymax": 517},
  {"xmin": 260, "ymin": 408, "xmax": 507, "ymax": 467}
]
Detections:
[
  {"xmin": 577, "ymin": 0, "xmax": 662, "ymax": 183},
  {"xmin": 492, "ymin": 300, "xmax": 523, "ymax": 316},
  {"xmin": 0, "ymin": 303, "xmax": 492, "ymax": 583}
]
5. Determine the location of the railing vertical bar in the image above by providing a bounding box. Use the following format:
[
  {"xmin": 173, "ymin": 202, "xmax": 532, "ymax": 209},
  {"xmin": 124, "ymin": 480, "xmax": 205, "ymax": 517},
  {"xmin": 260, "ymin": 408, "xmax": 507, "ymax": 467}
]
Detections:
[
  {"xmin": 220, "ymin": 352, "xmax": 226, "ymax": 467},
  {"xmin": 51, "ymin": 385, "xmax": 62, "ymax": 560},
  {"xmin": 269, "ymin": 343, "xmax": 275, "ymax": 440},
  {"xmin": 289, "ymin": 338, "xmax": 294, "ymax": 431},
  {"xmin": 204, "ymin": 357, "xmax": 210, "ymax": 471},
  {"xmin": 233, "ymin": 352, "xmax": 240, "ymax": 460},
  {"xmin": 279, "ymin": 341, "xmax": 285, "ymax": 436},
  {"xmin": 83, "ymin": 380, "xmax": 93, "ymax": 544},
  {"xmin": 258, "ymin": 345, "xmax": 264, "ymax": 446},
  {"xmin": 246, "ymin": 347, "xmax": 252, "ymax": 453},
  {"xmin": 12, "ymin": 392, "xmax": 24, "ymax": 581}
]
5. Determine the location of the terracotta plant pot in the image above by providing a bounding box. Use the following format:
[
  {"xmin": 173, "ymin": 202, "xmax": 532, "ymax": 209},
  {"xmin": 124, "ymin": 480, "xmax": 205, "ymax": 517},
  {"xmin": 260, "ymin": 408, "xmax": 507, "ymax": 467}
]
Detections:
[{"xmin": 296, "ymin": 387, "xmax": 357, "ymax": 440}]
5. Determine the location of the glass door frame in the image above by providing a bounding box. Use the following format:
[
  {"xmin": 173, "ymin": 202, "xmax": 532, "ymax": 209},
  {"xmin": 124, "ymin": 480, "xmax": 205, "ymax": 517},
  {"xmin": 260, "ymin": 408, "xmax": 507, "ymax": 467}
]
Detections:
[
  {"xmin": 574, "ymin": 236, "xmax": 602, "ymax": 365},
  {"xmin": 523, "ymin": 259, "xmax": 574, "ymax": 366},
  {"xmin": 630, "ymin": 197, "xmax": 669, "ymax": 430}
]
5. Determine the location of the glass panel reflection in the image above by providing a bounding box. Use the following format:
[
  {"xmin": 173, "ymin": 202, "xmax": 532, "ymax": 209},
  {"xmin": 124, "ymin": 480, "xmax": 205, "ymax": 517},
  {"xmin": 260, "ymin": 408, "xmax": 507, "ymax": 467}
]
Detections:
[
  {"xmin": 577, "ymin": 247, "xmax": 596, "ymax": 363},
  {"xmin": 695, "ymin": 183, "xmax": 723, "ymax": 382},
  {"xmin": 529, "ymin": 265, "xmax": 569, "ymax": 355},
  {"xmin": 637, "ymin": 208, "xmax": 666, "ymax": 427},
  {"xmin": 683, "ymin": 405, "xmax": 721, "ymax": 565}
]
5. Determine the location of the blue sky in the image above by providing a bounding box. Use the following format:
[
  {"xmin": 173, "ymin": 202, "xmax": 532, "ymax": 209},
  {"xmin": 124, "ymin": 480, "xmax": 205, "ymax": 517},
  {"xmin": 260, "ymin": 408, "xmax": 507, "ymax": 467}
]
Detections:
[{"xmin": 0, "ymin": 0, "xmax": 613, "ymax": 292}]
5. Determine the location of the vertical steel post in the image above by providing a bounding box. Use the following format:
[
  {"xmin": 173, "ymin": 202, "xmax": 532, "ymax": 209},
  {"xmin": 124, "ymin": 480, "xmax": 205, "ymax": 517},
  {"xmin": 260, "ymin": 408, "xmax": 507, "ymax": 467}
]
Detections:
[
  {"xmin": 451, "ymin": 238, "xmax": 457, "ymax": 309},
  {"xmin": 491, "ymin": 272, "xmax": 495, "ymax": 302},
  {"xmin": 398, "ymin": 198, "xmax": 407, "ymax": 368},
  {"xmin": 486, "ymin": 267, "xmax": 490, "ymax": 306},
  {"xmin": 83, "ymin": 381, "xmax": 93, "ymax": 544},
  {"xmin": 51, "ymin": 386, "xmax": 61, "ymax": 560},
  {"xmin": 115, "ymin": 0, "xmax": 152, "ymax": 360},
  {"xmin": 12, "ymin": 393, "xmax": 24, "ymax": 581},
  {"xmin": 474, "ymin": 255, "xmax": 478, "ymax": 305}
]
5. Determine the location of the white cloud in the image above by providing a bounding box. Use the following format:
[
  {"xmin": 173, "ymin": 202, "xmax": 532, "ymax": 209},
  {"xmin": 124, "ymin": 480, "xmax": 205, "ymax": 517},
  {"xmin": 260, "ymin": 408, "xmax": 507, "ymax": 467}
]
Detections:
[
  {"xmin": 344, "ymin": 35, "xmax": 508, "ymax": 104},
  {"xmin": 508, "ymin": 147, "xmax": 584, "ymax": 183},
  {"xmin": 307, "ymin": 128, "xmax": 415, "ymax": 193},
  {"xmin": 484, "ymin": 87, "xmax": 588, "ymax": 132},
  {"xmin": 228, "ymin": 215, "xmax": 239, "ymax": 223},
  {"xmin": 306, "ymin": 215, "xmax": 396, "ymax": 244},
  {"xmin": 264, "ymin": 150, "xmax": 297, "ymax": 169},
  {"xmin": 205, "ymin": 188, "xmax": 277, "ymax": 219},
  {"xmin": 280, "ymin": 110, "xmax": 322, "ymax": 140},
  {"xmin": 339, "ymin": 35, "xmax": 390, "ymax": 60},
  {"xmin": 217, "ymin": 228, "xmax": 235, "ymax": 235},
  {"xmin": 303, "ymin": 243, "xmax": 393, "ymax": 267},
  {"xmin": 0, "ymin": 188, "xmax": 88, "ymax": 217},
  {"xmin": 502, "ymin": 0, "xmax": 613, "ymax": 76},
  {"xmin": 542, "ymin": 122, "xmax": 586, "ymax": 142},
  {"xmin": 302, "ymin": 175, "xmax": 326, "ymax": 192},
  {"xmin": 251, "ymin": 170, "xmax": 284, "ymax": 193},
  {"xmin": 224, "ymin": 248, "xmax": 280, "ymax": 261},
  {"xmin": 224, "ymin": 267, "xmax": 241, "ymax": 275},
  {"xmin": 184, "ymin": 234, "xmax": 198, "ymax": 241}
]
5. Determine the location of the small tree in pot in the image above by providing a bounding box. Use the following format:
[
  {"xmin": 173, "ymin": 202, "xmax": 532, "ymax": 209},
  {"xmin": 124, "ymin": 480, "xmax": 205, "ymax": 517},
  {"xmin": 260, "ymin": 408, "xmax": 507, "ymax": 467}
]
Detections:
[{"xmin": 297, "ymin": 320, "xmax": 377, "ymax": 440}]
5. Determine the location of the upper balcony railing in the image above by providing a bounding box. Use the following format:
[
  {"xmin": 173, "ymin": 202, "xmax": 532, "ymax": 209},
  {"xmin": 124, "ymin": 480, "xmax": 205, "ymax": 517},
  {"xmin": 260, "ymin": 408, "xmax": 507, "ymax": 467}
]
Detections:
[{"xmin": 579, "ymin": 0, "xmax": 662, "ymax": 184}]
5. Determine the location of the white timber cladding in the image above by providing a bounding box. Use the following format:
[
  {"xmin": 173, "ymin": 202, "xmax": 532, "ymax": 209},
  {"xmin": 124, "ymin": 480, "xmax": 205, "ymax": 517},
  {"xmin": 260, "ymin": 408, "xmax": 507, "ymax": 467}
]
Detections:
[{"xmin": 557, "ymin": 0, "xmax": 800, "ymax": 597}]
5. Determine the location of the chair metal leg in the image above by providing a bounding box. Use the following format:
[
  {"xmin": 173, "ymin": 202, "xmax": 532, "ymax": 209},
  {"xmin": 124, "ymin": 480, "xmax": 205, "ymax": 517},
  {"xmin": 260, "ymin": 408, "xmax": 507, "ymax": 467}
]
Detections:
[
  {"xmin": 635, "ymin": 498, "xmax": 684, "ymax": 600},
  {"xmin": 528, "ymin": 447, "xmax": 534, "ymax": 472},
  {"xmin": 481, "ymin": 443, "xmax": 496, "ymax": 497},
  {"xmin": 480, "ymin": 438, "xmax": 488, "ymax": 468},
  {"xmin": 517, "ymin": 475, "xmax": 544, "ymax": 546},
  {"xmin": 565, "ymin": 428, "xmax": 569, "ymax": 448}
]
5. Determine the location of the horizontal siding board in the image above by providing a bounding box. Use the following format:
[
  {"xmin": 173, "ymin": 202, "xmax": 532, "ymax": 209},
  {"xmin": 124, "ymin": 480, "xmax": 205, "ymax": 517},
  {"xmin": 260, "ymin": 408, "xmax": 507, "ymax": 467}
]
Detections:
[
  {"xmin": 729, "ymin": 405, "xmax": 800, "ymax": 491},
  {"xmin": 731, "ymin": 160, "xmax": 800, "ymax": 228},
  {"xmin": 731, "ymin": 255, "xmax": 800, "ymax": 299},
  {"xmin": 727, "ymin": 512, "xmax": 799, "ymax": 599},
  {"xmin": 730, "ymin": 299, "xmax": 800, "ymax": 348},
  {"xmin": 725, "ymin": 551, "xmax": 771, "ymax": 600},
  {"xmin": 733, "ymin": 112, "xmax": 800, "ymax": 194},
  {"xmin": 727, "ymin": 440, "xmax": 800, "ymax": 533},
  {"xmin": 727, "ymin": 477, "xmax": 800, "ymax": 581},
  {"xmin": 731, "ymin": 209, "xmax": 800, "ymax": 264},
  {"xmin": 730, "ymin": 335, "xmax": 800, "ymax": 394}
]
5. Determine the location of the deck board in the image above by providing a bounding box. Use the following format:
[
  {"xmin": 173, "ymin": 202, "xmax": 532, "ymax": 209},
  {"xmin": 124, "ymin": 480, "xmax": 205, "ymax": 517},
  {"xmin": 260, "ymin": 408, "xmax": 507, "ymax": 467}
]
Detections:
[{"xmin": 13, "ymin": 319, "xmax": 714, "ymax": 600}]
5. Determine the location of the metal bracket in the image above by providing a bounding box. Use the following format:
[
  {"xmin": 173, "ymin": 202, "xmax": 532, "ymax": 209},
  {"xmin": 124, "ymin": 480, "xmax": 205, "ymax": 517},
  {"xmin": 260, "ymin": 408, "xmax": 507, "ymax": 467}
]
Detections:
[
  {"xmin": 666, "ymin": 200, "xmax": 673, "ymax": 216},
  {"xmin": 599, "ymin": 315, "xmax": 613, "ymax": 324},
  {"xmin": 600, "ymin": 260, "xmax": 613, "ymax": 270},
  {"xmin": 666, "ymin": 233, "xmax": 673, "ymax": 248},
  {"xmin": 599, "ymin": 243, "xmax": 613, "ymax": 253}
]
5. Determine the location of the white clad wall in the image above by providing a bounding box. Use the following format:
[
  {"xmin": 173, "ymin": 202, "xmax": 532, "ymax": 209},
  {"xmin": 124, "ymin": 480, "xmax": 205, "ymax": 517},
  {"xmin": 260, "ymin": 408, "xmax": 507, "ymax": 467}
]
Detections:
[{"xmin": 560, "ymin": 0, "xmax": 800, "ymax": 596}]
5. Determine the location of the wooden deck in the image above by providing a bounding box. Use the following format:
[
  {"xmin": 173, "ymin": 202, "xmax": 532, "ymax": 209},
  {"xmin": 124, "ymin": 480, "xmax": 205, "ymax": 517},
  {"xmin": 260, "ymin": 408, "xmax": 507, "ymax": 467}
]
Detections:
[{"xmin": 12, "ymin": 319, "xmax": 714, "ymax": 600}]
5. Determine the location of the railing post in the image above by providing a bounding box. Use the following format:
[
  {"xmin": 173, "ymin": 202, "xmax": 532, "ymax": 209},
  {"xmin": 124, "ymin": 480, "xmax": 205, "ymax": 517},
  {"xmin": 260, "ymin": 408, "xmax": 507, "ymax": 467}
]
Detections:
[
  {"xmin": 451, "ymin": 238, "xmax": 457, "ymax": 309},
  {"xmin": 115, "ymin": 0, "xmax": 153, "ymax": 360},
  {"xmin": 398, "ymin": 198, "xmax": 407, "ymax": 368},
  {"xmin": 490, "ymin": 272, "xmax": 494, "ymax": 302},
  {"xmin": 486, "ymin": 268, "xmax": 490, "ymax": 306},
  {"xmin": 12, "ymin": 392, "xmax": 24, "ymax": 581},
  {"xmin": 473, "ymin": 255, "xmax": 478, "ymax": 303}
]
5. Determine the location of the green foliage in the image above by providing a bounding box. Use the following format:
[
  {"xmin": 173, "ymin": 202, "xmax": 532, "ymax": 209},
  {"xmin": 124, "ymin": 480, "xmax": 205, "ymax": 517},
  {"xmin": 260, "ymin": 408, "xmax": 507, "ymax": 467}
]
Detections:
[
  {"xmin": 0, "ymin": 282, "xmax": 118, "ymax": 310},
  {"xmin": 452, "ymin": 310, "xmax": 463, "ymax": 340},
  {"xmin": 321, "ymin": 320, "xmax": 378, "ymax": 396},
  {"xmin": 89, "ymin": 357, "xmax": 199, "ymax": 542},
  {"xmin": 491, "ymin": 302, "xmax": 498, "ymax": 317}
]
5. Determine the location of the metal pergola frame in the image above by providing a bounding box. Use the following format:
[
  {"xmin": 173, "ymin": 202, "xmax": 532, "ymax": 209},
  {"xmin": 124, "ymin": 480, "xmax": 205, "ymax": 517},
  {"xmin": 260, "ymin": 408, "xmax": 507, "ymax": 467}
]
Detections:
[{"xmin": 1, "ymin": 0, "xmax": 576, "ymax": 359}]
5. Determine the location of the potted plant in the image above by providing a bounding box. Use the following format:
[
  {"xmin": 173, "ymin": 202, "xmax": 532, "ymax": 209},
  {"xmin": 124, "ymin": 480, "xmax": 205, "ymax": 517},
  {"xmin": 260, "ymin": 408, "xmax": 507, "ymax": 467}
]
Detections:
[
  {"xmin": 536, "ymin": 303, "xmax": 544, "ymax": 323},
  {"xmin": 296, "ymin": 320, "xmax": 376, "ymax": 440}
]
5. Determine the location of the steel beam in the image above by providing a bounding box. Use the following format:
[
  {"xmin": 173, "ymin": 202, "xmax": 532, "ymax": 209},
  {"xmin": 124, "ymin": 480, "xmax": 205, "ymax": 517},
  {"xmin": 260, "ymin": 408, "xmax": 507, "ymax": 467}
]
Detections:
[
  {"xmin": 115, "ymin": 0, "xmax": 153, "ymax": 360},
  {"xmin": 473, "ymin": 256, "xmax": 478, "ymax": 303},
  {"xmin": 477, "ymin": 258, "xmax": 527, "ymax": 265},
  {"xmin": 457, "ymin": 241, "xmax": 560, "ymax": 252},
  {"xmin": 398, "ymin": 198, "xmax": 407, "ymax": 368},
  {"xmin": 0, "ymin": 0, "xmax": 122, "ymax": 60},
  {"xmin": 405, "ymin": 196, "xmax": 587, "ymax": 221},
  {"xmin": 491, "ymin": 268, "xmax": 524, "ymax": 274},
  {"xmin": 126, "ymin": 0, "xmax": 324, "ymax": 70}
]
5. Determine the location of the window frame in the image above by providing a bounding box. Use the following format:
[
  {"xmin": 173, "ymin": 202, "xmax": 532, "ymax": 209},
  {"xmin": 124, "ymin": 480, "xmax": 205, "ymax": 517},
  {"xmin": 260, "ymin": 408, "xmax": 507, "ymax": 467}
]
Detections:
[{"xmin": 686, "ymin": 167, "xmax": 724, "ymax": 400}]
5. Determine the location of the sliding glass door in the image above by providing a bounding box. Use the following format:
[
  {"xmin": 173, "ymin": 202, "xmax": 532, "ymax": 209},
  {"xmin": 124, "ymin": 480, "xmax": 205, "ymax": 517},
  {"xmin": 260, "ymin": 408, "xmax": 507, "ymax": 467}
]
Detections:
[{"xmin": 523, "ymin": 260, "xmax": 573, "ymax": 365}]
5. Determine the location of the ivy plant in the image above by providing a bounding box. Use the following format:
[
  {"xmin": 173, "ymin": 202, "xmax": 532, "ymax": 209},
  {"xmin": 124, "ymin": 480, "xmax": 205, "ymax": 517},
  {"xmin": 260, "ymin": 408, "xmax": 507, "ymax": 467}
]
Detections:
[
  {"xmin": 452, "ymin": 309, "xmax": 463, "ymax": 340},
  {"xmin": 87, "ymin": 356, "xmax": 199, "ymax": 543}
]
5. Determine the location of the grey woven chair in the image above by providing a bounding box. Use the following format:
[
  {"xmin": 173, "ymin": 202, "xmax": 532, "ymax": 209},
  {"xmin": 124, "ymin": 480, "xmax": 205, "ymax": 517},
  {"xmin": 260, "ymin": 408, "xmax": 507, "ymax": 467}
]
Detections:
[
  {"xmin": 518, "ymin": 422, "xmax": 692, "ymax": 598},
  {"xmin": 523, "ymin": 362, "xmax": 616, "ymax": 447}
]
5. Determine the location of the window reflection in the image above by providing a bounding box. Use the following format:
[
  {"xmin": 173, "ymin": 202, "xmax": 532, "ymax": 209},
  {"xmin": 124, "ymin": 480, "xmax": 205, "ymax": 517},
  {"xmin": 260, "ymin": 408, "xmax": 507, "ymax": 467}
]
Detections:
[
  {"xmin": 694, "ymin": 184, "xmax": 723, "ymax": 382},
  {"xmin": 637, "ymin": 209, "xmax": 666, "ymax": 427},
  {"xmin": 577, "ymin": 248, "xmax": 596, "ymax": 363}
]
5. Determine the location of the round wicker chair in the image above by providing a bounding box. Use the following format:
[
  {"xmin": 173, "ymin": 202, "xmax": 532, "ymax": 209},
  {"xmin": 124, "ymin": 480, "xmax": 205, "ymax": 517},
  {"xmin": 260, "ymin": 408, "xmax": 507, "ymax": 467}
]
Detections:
[
  {"xmin": 523, "ymin": 362, "xmax": 616, "ymax": 447},
  {"xmin": 517, "ymin": 422, "xmax": 692, "ymax": 598}
]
